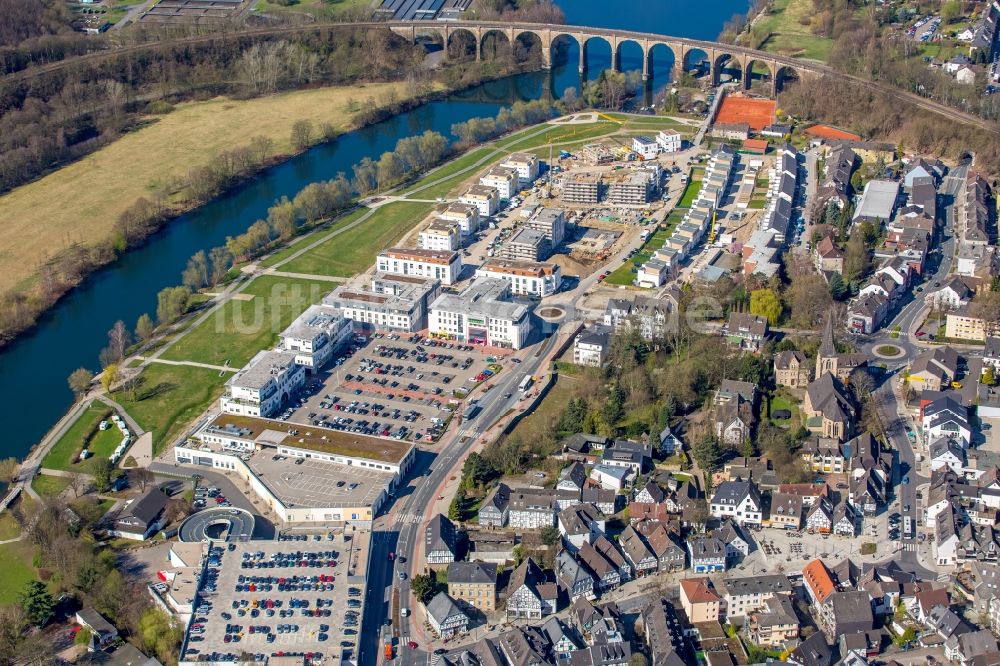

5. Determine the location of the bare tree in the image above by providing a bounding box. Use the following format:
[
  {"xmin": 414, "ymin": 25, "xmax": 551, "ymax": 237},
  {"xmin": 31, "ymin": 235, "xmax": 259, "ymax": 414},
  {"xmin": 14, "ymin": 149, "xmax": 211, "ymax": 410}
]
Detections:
[
  {"xmin": 67, "ymin": 472, "xmax": 88, "ymax": 499},
  {"xmin": 107, "ymin": 320, "xmax": 131, "ymax": 362},
  {"xmin": 133, "ymin": 468, "xmax": 154, "ymax": 493}
]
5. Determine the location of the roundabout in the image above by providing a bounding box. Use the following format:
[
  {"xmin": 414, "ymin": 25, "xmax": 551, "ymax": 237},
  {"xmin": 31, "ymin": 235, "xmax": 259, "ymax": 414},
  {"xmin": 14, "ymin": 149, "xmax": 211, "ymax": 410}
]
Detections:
[
  {"xmin": 538, "ymin": 306, "xmax": 565, "ymax": 321},
  {"xmin": 873, "ymin": 344, "xmax": 906, "ymax": 360},
  {"xmin": 179, "ymin": 507, "xmax": 255, "ymax": 542}
]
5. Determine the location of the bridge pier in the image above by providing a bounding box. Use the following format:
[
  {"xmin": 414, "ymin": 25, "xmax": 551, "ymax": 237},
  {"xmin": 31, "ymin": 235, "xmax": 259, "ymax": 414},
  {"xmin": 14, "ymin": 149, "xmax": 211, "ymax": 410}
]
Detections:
[
  {"xmin": 578, "ymin": 45, "xmax": 586, "ymax": 74},
  {"xmin": 541, "ymin": 46, "xmax": 551, "ymax": 69},
  {"xmin": 642, "ymin": 52, "xmax": 650, "ymax": 81}
]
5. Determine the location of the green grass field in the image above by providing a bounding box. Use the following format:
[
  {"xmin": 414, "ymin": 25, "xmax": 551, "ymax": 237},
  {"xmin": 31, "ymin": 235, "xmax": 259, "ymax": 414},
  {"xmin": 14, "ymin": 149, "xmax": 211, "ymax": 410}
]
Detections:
[
  {"xmin": 260, "ymin": 208, "xmax": 368, "ymax": 268},
  {"xmin": 42, "ymin": 402, "xmax": 114, "ymax": 472},
  {"xmin": 498, "ymin": 122, "xmax": 618, "ymax": 150},
  {"xmin": 32, "ymin": 474, "xmax": 71, "ymax": 498},
  {"xmin": 112, "ymin": 364, "xmax": 227, "ymax": 454},
  {"xmin": 769, "ymin": 393, "xmax": 800, "ymax": 427},
  {"xmin": 0, "ymin": 512, "xmax": 20, "ymax": 541},
  {"xmin": 605, "ymin": 228, "xmax": 672, "ymax": 286},
  {"xmin": 678, "ymin": 180, "xmax": 703, "ymax": 207},
  {"xmin": 403, "ymin": 147, "xmax": 498, "ymax": 199},
  {"xmin": 0, "ymin": 540, "xmax": 38, "ymax": 604},
  {"xmin": 508, "ymin": 374, "xmax": 579, "ymax": 444},
  {"xmin": 162, "ymin": 275, "xmax": 330, "ymax": 367},
  {"xmin": 755, "ymin": 0, "xmax": 834, "ymax": 61},
  {"xmin": 280, "ymin": 201, "xmax": 433, "ymax": 278}
]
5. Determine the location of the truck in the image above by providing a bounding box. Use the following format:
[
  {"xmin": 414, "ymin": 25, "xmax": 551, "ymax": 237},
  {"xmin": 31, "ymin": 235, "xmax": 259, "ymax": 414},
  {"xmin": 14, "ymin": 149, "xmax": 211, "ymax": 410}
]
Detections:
[
  {"xmin": 384, "ymin": 641, "xmax": 393, "ymax": 661},
  {"xmin": 518, "ymin": 375, "xmax": 534, "ymax": 393}
]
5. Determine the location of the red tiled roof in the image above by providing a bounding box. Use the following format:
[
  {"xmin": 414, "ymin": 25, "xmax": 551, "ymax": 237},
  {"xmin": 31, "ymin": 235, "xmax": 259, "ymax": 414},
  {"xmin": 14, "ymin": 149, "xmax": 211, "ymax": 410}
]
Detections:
[{"xmin": 803, "ymin": 559, "xmax": 836, "ymax": 604}]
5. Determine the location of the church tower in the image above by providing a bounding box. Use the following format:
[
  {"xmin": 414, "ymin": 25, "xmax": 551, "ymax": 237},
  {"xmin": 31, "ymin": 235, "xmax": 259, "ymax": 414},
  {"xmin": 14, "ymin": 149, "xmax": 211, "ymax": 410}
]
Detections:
[{"xmin": 816, "ymin": 314, "xmax": 839, "ymax": 379}]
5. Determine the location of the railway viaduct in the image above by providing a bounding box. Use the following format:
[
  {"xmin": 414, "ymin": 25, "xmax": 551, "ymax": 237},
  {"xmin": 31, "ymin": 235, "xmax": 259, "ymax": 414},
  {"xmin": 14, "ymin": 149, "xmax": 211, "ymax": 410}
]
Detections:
[{"xmin": 385, "ymin": 20, "xmax": 810, "ymax": 96}]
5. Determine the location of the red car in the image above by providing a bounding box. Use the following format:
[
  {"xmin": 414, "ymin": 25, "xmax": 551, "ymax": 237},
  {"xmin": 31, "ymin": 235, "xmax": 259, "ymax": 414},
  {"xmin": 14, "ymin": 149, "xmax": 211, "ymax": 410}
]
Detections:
[{"xmin": 407, "ymin": 641, "xmax": 418, "ymax": 650}]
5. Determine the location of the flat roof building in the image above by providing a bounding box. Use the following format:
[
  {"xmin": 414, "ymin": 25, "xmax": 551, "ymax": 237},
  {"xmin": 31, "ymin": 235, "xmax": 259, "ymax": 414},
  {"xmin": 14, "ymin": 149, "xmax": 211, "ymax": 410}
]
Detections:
[
  {"xmin": 326, "ymin": 274, "xmax": 440, "ymax": 333},
  {"xmin": 480, "ymin": 167, "xmax": 520, "ymax": 200},
  {"xmin": 853, "ymin": 179, "xmax": 900, "ymax": 224},
  {"xmin": 501, "ymin": 152, "xmax": 540, "ymax": 185},
  {"xmin": 501, "ymin": 227, "xmax": 551, "ymax": 262},
  {"xmin": 221, "ymin": 350, "xmax": 306, "ymax": 418},
  {"xmin": 460, "ymin": 185, "xmax": 500, "ymax": 218},
  {"xmin": 476, "ymin": 259, "xmax": 563, "ymax": 297},
  {"xmin": 439, "ymin": 202, "xmax": 480, "ymax": 236},
  {"xmin": 428, "ymin": 278, "xmax": 532, "ymax": 349},
  {"xmin": 525, "ymin": 207, "xmax": 567, "ymax": 246},
  {"xmin": 278, "ymin": 303, "xmax": 353, "ymax": 372},
  {"xmin": 377, "ymin": 247, "xmax": 462, "ymax": 285},
  {"xmin": 607, "ymin": 171, "xmax": 652, "ymax": 205},
  {"xmin": 419, "ymin": 219, "xmax": 462, "ymax": 252},
  {"xmin": 563, "ymin": 172, "xmax": 602, "ymax": 204}
]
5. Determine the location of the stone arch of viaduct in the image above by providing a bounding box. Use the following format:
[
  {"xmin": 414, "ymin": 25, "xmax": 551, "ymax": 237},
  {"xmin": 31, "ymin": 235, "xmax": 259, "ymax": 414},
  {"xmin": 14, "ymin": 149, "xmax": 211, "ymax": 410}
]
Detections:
[{"xmin": 389, "ymin": 22, "xmax": 807, "ymax": 97}]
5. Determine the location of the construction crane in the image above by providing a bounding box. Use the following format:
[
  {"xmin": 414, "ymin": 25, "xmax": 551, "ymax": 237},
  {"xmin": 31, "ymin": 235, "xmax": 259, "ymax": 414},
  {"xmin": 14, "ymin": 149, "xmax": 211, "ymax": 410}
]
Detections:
[{"xmin": 707, "ymin": 209, "xmax": 718, "ymax": 244}]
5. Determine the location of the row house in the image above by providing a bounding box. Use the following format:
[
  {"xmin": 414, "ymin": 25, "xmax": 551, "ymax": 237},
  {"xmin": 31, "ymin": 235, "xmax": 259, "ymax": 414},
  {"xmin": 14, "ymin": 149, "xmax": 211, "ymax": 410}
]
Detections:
[
  {"xmin": 637, "ymin": 523, "xmax": 686, "ymax": 572},
  {"xmin": 716, "ymin": 574, "xmax": 793, "ymax": 619},
  {"xmin": 479, "ymin": 483, "xmax": 511, "ymax": 527},
  {"xmin": 509, "ymin": 489, "xmax": 557, "ymax": 530},
  {"xmin": 618, "ymin": 526, "xmax": 658, "ymax": 577},
  {"xmin": 709, "ymin": 480, "xmax": 763, "ymax": 526},
  {"xmin": 506, "ymin": 558, "xmax": 557, "ymax": 620},
  {"xmin": 556, "ymin": 548, "xmax": 597, "ymax": 602},
  {"xmin": 559, "ymin": 503, "xmax": 606, "ymax": 553},
  {"xmin": 688, "ymin": 536, "xmax": 727, "ymax": 573}
]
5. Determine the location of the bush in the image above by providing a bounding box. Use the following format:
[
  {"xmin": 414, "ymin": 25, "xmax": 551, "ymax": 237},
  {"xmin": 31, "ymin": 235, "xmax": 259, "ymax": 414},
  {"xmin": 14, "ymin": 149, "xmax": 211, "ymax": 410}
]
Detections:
[{"xmin": 146, "ymin": 100, "xmax": 175, "ymax": 115}]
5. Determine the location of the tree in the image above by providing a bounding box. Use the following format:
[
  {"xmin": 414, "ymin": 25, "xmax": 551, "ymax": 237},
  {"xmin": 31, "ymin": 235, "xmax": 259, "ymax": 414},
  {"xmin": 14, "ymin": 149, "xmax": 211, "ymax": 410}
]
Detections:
[
  {"xmin": 411, "ymin": 574, "xmax": 438, "ymax": 604},
  {"xmin": 182, "ymin": 250, "xmax": 210, "ymax": 290},
  {"xmin": 101, "ymin": 364, "xmax": 118, "ymax": 393},
  {"xmin": 749, "ymin": 289, "xmax": 783, "ymax": 326},
  {"xmin": 139, "ymin": 608, "xmax": 183, "ymax": 665},
  {"xmin": 106, "ymin": 320, "xmax": 131, "ymax": 362},
  {"xmin": 67, "ymin": 472, "xmax": 88, "ymax": 498},
  {"xmin": 134, "ymin": 313, "xmax": 155, "ymax": 344},
  {"xmin": 828, "ymin": 272, "xmax": 848, "ymax": 300},
  {"xmin": 68, "ymin": 368, "xmax": 93, "ymax": 398},
  {"xmin": 291, "ymin": 119, "xmax": 314, "ymax": 151},
  {"xmin": 156, "ymin": 286, "xmax": 192, "ymax": 325},
  {"xmin": 19, "ymin": 581, "xmax": 54, "ymax": 626},
  {"xmin": 984, "ymin": 367, "xmax": 997, "ymax": 387},
  {"xmin": 133, "ymin": 467, "xmax": 154, "ymax": 493},
  {"xmin": 540, "ymin": 526, "xmax": 560, "ymax": 546},
  {"xmin": 88, "ymin": 457, "xmax": 115, "ymax": 493},
  {"xmin": 0, "ymin": 457, "xmax": 18, "ymax": 484},
  {"xmin": 209, "ymin": 246, "xmax": 234, "ymax": 286},
  {"xmin": 941, "ymin": 0, "xmax": 961, "ymax": 23},
  {"xmin": 692, "ymin": 434, "xmax": 723, "ymax": 471},
  {"xmin": 843, "ymin": 233, "xmax": 871, "ymax": 283}
]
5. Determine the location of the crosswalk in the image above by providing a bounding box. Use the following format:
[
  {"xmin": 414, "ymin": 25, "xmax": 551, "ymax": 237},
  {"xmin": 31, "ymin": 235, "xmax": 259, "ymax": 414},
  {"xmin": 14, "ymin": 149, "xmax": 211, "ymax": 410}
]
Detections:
[
  {"xmin": 394, "ymin": 512, "xmax": 424, "ymax": 525},
  {"xmin": 901, "ymin": 542, "xmax": 918, "ymax": 552}
]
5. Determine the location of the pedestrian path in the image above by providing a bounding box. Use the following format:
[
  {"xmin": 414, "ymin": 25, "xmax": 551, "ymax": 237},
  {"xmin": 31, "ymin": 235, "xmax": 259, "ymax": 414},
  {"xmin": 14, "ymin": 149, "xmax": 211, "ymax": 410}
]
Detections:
[
  {"xmin": 263, "ymin": 270, "xmax": 348, "ymax": 283},
  {"xmin": 134, "ymin": 356, "xmax": 236, "ymax": 373}
]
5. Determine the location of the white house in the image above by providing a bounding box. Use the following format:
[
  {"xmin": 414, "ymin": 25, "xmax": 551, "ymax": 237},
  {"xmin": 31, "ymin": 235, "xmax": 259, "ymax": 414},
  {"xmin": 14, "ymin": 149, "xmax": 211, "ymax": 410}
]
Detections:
[
  {"xmin": 377, "ymin": 247, "xmax": 461, "ymax": 285},
  {"xmin": 710, "ymin": 481, "xmax": 763, "ymax": 526},
  {"xmin": 426, "ymin": 593, "xmax": 469, "ymax": 638},
  {"xmin": 501, "ymin": 152, "xmax": 540, "ymax": 186},
  {"xmin": 278, "ymin": 304, "xmax": 353, "ymax": 372},
  {"xmin": 221, "ymin": 350, "xmax": 306, "ymax": 418},
  {"xmin": 419, "ymin": 219, "xmax": 462, "ymax": 252},
  {"xmin": 956, "ymin": 65, "xmax": 977, "ymax": 85},
  {"xmin": 475, "ymin": 259, "xmax": 562, "ymax": 297},
  {"xmin": 632, "ymin": 136, "xmax": 660, "ymax": 160},
  {"xmin": 572, "ymin": 324, "xmax": 612, "ymax": 368},
  {"xmin": 460, "ymin": 185, "xmax": 500, "ymax": 217},
  {"xmin": 656, "ymin": 129, "xmax": 682, "ymax": 153},
  {"xmin": 929, "ymin": 437, "xmax": 967, "ymax": 474},
  {"xmin": 590, "ymin": 464, "xmax": 631, "ymax": 492},
  {"xmin": 480, "ymin": 167, "xmax": 520, "ymax": 200}
]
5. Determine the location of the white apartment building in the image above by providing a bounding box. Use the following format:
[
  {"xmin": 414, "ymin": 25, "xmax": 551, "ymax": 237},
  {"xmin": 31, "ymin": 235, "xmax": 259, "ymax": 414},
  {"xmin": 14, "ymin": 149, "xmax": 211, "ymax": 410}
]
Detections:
[
  {"xmin": 573, "ymin": 324, "xmax": 612, "ymax": 367},
  {"xmin": 377, "ymin": 247, "xmax": 462, "ymax": 285},
  {"xmin": 428, "ymin": 278, "xmax": 531, "ymax": 350},
  {"xmin": 476, "ymin": 259, "xmax": 562, "ymax": 297},
  {"xmin": 438, "ymin": 203, "xmax": 480, "ymax": 237},
  {"xmin": 221, "ymin": 350, "xmax": 306, "ymax": 418},
  {"xmin": 419, "ymin": 219, "xmax": 462, "ymax": 252},
  {"xmin": 460, "ymin": 185, "xmax": 500, "ymax": 218},
  {"xmin": 632, "ymin": 136, "xmax": 659, "ymax": 160},
  {"xmin": 501, "ymin": 152, "xmax": 540, "ymax": 186},
  {"xmin": 526, "ymin": 207, "xmax": 567, "ymax": 246},
  {"xmin": 278, "ymin": 304, "xmax": 353, "ymax": 371},
  {"xmin": 656, "ymin": 129, "xmax": 682, "ymax": 153},
  {"xmin": 480, "ymin": 167, "xmax": 520, "ymax": 200},
  {"xmin": 325, "ymin": 274, "xmax": 440, "ymax": 332}
]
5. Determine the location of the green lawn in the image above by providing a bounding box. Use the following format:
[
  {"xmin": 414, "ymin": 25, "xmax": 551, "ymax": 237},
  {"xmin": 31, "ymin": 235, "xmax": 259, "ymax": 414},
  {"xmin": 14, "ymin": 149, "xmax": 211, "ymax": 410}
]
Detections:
[
  {"xmin": 769, "ymin": 393, "xmax": 800, "ymax": 426},
  {"xmin": 755, "ymin": 0, "xmax": 834, "ymax": 61},
  {"xmin": 112, "ymin": 364, "xmax": 227, "ymax": 454},
  {"xmin": 678, "ymin": 180, "xmax": 703, "ymax": 208},
  {"xmin": 32, "ymin": 474, "xmax": 71, "ymax": 498},
  {"xmin": 260, "ymin": 207, "xmax": 368, "ymax": 268},
  {"xmin": 749, "ymin": 199, "xmax": 767, "ymax": 209},
  {"xmin": 161, "ymin": 275, "xmax": 330, "ymax": 367},
  {"xmin": 0, "ymin": 540, "xmax": 38, "ymax": 604},
  {"xmin": 280, "ymin": 201, "xmax": 433, "ymax": 278},
  {"xmin": 42, "ymin": 402, "xmax": 114, "ymax": 472},
  {"xmin": 403, "ymin": 147, "xmax": 498, "ymax": 199},
  {"xmin": 0, "ymin": 512, "xmax": 20, "ymax": 541},
  {"xmin": 498, "ymin": 122, "xmax": 618, "ymax": 150},
  {"xmin": 605, "ymin": 228, "xmax": 672, "ymax": 287}
]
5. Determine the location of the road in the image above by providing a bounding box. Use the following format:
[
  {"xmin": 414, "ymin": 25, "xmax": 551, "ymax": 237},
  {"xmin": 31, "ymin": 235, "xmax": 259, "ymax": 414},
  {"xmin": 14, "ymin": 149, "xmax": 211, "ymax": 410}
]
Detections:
[{"xmin": 359, "ymin": 329, "xmax": 562, "ymax": 666}]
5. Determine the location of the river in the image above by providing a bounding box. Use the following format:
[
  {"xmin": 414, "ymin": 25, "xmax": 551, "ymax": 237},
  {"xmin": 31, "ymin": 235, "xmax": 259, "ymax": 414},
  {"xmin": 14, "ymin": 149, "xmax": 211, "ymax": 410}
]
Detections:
[{"xmin": 0, "ymin": 0, "xmax": 748, "ymax": 463}]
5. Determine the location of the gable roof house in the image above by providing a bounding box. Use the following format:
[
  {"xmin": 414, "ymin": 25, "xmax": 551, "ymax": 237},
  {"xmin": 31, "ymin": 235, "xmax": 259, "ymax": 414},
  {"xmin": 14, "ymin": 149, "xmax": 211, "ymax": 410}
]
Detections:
[
  {"xmin": 818, "ymin": 590, "xmax": 873, "ymax": 639},
  {"xmin": 634, "ymin": 480, "xmax": 666, "ymax": 505},
  {"xmin": 768, "ymin": 492, "xmax": 804, "ymax": 530},
  {"xmin": 479, "ymin": 483, "xmax": 510, "ymax": 528},
  {"xmin": 559, "ymin": 503, "xmax": 606, "ymax": 554},
  {"xmin": 710, "ymin": 481, "xmax": 763, "ymax": 526},
  {"xmin": 908, "ymin": 346, "xmax": 960, "ymax": 392},
  {"xmin": 775, "ymin": 350, "xmax": 811, "ymax": 389},
  {"xmin": 75, "ymin": 608, "xmax": 119, "ymax": 649},
  {"xmin": 600, "ymin": 440, "xmax": 651, "ymax": 476},
  {"xmin": 814, "ymin": 236, "xmax": 845, "ymax": 275},
  {"xmin": 618, "ymin": 526, "xmax": 658, "ymax": 577},
  {"xmin": 723, "ymin": 312, "xmax": 769, "ymax": 351},
  {"xmin": 425, "ymin": 514, "xmax": 459, "ymax": 567},
  {"xmin": 578, "ymin": 541, "xmax": 623, "ymax": 592},
  {"xmin": 688, "ymin": 536, "xmax": 727, "ymax": 573},
  {"xmin": 426, "ymin": 592, "xmax": 469, "ymax": 638},
  {"xmin": 640, "ymin": 523, "xmax": 686, "ymax": 572},
  {"xmin": 556, "ymin": 548, "xmax": 597, "ymax": 602},
  {"xmin": 807, "ymin": 498, "xmax": 834, "ymax": 534},
  {"xmin": 509, "ymin": 490, "xmax": 557, "ymax": 530},
  {"xmin": 506, "ymin": 558, "xmax": 556, "ymax": 620},
  {"xmin": 787, "ymin": 631, "xmax": 833, "ymax": 666},
  {"xmin": 679, "ymin": 577, "xmax": 721, "ymax": 624},
  {"xmin": 803, "ymin": 558, "xmax": 836, "ymax": 606},
  {"xmin": 448, "ymin": 561, "xmax": 498, "ymax": 613},
  {"xmin": 744, "ymin": 594, "xmax": 799, "ymax": 648},
  {"xmin": 714, "ymin": 518, "xmax": 751, "ymax": 561},
  {"xmin": 802, "ymin": 372, "xmax": 855, "ymax": 441},
  {"xmin": 110, "ymin": 487, "xmax": 169, "ymax": 541}
]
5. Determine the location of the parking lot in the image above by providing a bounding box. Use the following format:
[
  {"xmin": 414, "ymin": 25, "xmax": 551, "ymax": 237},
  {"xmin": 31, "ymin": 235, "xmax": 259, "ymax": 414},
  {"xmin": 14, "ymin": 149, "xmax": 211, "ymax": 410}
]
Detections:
[
  {"xmin": 285, "ymin": 334, "xmax": 506, "ymax": 444},
  {"xmin": 247, "ymin": 453, "xmax": 394, "ymax": 512},
  {"xmin": 182, "ymin": 537, "xmax": 367, "ymax": 665}
]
